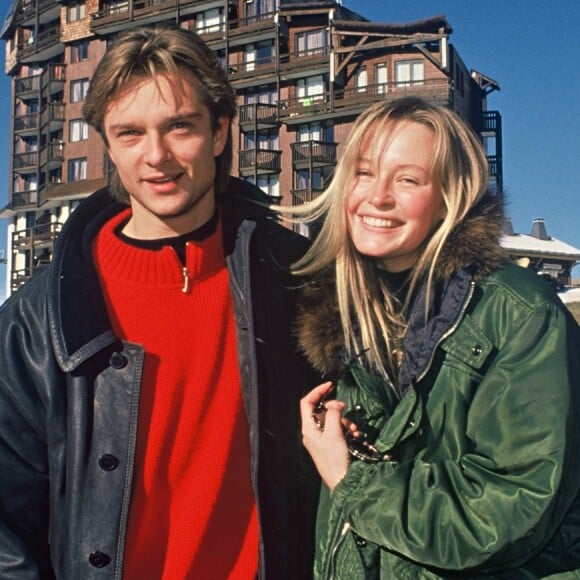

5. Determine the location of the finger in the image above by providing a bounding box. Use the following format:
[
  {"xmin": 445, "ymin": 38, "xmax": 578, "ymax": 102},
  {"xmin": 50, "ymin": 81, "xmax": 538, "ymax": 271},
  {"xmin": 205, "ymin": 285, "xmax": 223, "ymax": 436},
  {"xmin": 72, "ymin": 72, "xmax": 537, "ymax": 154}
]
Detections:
[
  {"xmin": 320, "ymin": 400, "xmax": 346, "ymax": 436},
  {"xmin": 301, "ymin": 381, "xmax": 334, "ymax": 406}
]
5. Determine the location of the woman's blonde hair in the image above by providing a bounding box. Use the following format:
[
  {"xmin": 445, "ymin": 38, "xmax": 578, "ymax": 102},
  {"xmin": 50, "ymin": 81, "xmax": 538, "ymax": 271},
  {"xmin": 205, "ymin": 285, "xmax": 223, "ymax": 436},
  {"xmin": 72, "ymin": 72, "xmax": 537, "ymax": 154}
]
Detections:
[
  {"xmin": 290, "ymin": 97, "xmax": 489, "ymax": 380},
  {"xmin": 82, "ymin": 26, "xmax": 237, "ymax": 202}
]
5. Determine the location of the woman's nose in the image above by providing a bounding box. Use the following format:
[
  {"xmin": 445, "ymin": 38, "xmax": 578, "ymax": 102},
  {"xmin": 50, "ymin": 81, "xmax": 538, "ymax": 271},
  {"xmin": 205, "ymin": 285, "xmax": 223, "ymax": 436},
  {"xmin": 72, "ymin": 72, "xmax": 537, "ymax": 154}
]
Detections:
[{"xmin": 367, "ymin": 181, "xmax": 395, "ymax": 208}]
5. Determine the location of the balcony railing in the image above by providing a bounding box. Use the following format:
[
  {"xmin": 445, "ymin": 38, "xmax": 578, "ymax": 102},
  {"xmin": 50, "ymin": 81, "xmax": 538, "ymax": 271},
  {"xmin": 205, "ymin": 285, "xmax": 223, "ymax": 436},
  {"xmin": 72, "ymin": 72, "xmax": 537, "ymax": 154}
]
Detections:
[
  {"xmin": 40, "ymin": 102, "xmax": 66, "ymax": 127},
  {"xmin": 13, "ymin": 151, "xmax": 39, "ymax": 171},
  {"xmin": 279, "ymin": 78, "xmax": 453, "ymax": 121},
  {"xmin": 228, "ymin": 11, "xmax": 278, "ymax": 39},
  {"xmin": 239, "ymin": 103, "xmax": 278, "ymax": 127},
  {"xmin": 482, "ymin": 110, "xmax": 501, "ymax": 133},
  {"xmin": 40, "ymin": 141, "xmax": 65, "ymax": 167},
  {"xmin": 229, "ymin": 55, "xmax": 277, "ymax": 81},
  {"xmin": 12, "ymin": 221, "xmax": 62, "ymax": 246},
  {"xmin": 18, "ymin": 27, "xmax": 61, "ymax": 60},
  {"xmin": 239, "ymin": 149, "xmax": 282, "ymax": 174},
  {"xmin": 91, "ymin": 0, "xmax": 199, "ymax": 31},
  {"xmin": 14, "ymin": 113, "xmax": 39, "ymax": 134},
  {"xmin": 42, "ymin": 64, "xmax": 66, "ymax": 92},
  {"xmin": 11, "ymin": 189, "xmax": 39, "ymax": 208},
  {"xmin": 15, "ymin": 75, "xmax": 41, "ymax": 97},
  {"xmin": 291, "ymin": 188, "xmax": 324, "ymax": 205},
  {"xmin": 291, "ymin": 141, "xmax": 337, "ymax": 167}
]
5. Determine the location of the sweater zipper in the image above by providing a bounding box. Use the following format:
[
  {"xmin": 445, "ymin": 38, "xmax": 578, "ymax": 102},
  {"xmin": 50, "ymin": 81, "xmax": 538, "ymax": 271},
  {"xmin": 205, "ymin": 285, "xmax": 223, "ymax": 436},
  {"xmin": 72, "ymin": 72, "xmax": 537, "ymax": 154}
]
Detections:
[
  {"xmin": 327, "ymin": 522, "xmax": 351, "ymax": 580},
  {"xmin": 416, "ymin": 280, "xmax": 475, "ymax": 384},
  {"xmin": 181, "ymin": 266, "xmax": 191, "ymax": 293}
]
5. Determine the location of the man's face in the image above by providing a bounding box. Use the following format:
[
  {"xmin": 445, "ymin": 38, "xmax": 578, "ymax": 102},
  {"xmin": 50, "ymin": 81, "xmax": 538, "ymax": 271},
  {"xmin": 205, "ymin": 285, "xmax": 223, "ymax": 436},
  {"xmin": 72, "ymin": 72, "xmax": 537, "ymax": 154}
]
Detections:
[{"xmin": 103, "ymin": 70, "xmax": 229, "ymax": 239}]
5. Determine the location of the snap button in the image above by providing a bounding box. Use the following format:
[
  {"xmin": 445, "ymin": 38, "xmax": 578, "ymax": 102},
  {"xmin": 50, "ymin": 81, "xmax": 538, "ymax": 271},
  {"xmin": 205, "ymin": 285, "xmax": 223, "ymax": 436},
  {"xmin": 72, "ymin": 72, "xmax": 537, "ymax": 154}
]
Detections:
[
  {"xmin": 98, "ymin": 454, "xmax": 119, "ymax": 471},
  {"xmin": 471, "ymin": 345, "xmax": 483, "ymax": 356},
  {"xmin": 109, "ymin": 352, "xmax": 127, "ymax": 369},
  {"xmin": 354, "ymin": 535, "xmax": 367, "ymax": 548},
  {"xmin": 89, "ymin": 551, "xmax": 111, "ymax": 568}
]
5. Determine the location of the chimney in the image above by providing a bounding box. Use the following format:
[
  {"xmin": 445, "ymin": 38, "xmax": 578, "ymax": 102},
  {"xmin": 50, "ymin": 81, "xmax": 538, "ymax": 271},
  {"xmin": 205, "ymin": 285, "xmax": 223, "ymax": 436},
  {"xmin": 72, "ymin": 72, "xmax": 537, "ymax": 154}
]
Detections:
[
  {"xmin": 531, "ymin": 218, "xmax": 549, "ymax": 241},
  {"xmin": 502, "ymin": 217, "xmax": 515, "ymax": 236}
]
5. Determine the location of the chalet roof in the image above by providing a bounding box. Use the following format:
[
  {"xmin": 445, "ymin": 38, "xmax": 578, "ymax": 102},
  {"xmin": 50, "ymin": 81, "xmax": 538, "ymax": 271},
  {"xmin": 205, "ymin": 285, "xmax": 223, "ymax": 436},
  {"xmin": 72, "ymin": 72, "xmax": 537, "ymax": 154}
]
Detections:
[
  {"xmin": 501, "ymin": 231, "xmax": 580, "ymax": 261},
  {"xmin": 1, "ymin": 0, "xmax": 19, "ymax": 38},
  {"xmin": 332, "ymin": 15, "xmax": 452, "ymax": 35}
]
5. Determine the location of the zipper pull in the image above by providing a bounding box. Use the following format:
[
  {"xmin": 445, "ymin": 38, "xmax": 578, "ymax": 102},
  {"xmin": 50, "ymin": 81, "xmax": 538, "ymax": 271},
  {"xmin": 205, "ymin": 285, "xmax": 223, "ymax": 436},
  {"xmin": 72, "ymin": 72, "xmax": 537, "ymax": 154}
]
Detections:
[{"xmin": 182, "ymin": 266, "xmax": 191, "ymax": 293}]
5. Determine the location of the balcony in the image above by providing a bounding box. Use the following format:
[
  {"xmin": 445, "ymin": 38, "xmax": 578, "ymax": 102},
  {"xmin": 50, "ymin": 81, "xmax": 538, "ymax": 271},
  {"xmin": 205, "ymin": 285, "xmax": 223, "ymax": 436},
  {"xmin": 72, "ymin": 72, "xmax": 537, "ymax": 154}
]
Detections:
[
  {"xmin": 42, "ymin": 64, "xmax": 66, "ymax": 95},
  {"xmin": 227, "ymin": 12, "xmax": 278, "ymax": 47},
  {"xmin": 40, "ymin": 102, "xmax": 66, "ymax": 130},
  {"xmin": 11, "ymin": 189, "xmax": 39, "ymax": 209},
  {"xmin": 12, "ymin": 220, "xmax": 62, "ymax": 247},
  {"xmin": 291, "ymin": 141, "xmax": 336, "ymax": 168},
  {"xmin": 279, "ymin": 78, "xmax": 453, "ymax": 124},
  {"xmin": 14, "ymin": 112, "xmax": 39, "ymax": 135},
  {"xmin": 13, "ymin": 151, "xmax": 39, "ymax": 174},
  {"xmin": 239, "ymin": 103, "xmax": 279, "ymax": 130},
  {"xmin": 18, "ymin": 26, "xmax": 64, "ymax": 63},
  {"xmin": 291, "ymin": 188, "xmax": 324, "ymax": 205},
  {"xmin": 90, "ymin": 0, "xmax": 204, "ymax": 34},
  {"xmin": 279, "ymin": 46, "xmax": 330, "ymax": 80},
  {"xmin": 481, "ymin": 110, "xmax": 501, "ymax": 135},
  {"xmin": 13, "ymin": 0, "xmax": 60, "ymax": 27},
  {"xmin": 238, "ymin": 148, "xmax": 282, "ymax": 176},
  {"xmin": 15, "ymin": 74, "xmax": 41, "ymax": 98},
  {"xmin": 229, "ymin": 55, "xmax": 277, "ymax": 86},
  {"xmin": 40, "ymin": 141, "xmax": 65, "ymax": 169}
]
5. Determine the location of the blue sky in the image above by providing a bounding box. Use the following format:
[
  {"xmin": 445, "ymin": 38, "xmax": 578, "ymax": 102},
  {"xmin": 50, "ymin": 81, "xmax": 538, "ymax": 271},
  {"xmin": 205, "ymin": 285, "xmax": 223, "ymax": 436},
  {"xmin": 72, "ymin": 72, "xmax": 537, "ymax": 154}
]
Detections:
[{"xmin": 0, "ymin": 0, "xmax": 579, "ymax": 300}]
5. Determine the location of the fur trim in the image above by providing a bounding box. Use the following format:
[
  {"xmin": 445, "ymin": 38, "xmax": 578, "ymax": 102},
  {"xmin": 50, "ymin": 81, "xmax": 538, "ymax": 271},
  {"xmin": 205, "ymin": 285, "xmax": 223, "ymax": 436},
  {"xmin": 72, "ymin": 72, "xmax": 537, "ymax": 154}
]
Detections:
[{"xmin": 296, "ymin": 192, "xmax": 506, "ymax": 374}]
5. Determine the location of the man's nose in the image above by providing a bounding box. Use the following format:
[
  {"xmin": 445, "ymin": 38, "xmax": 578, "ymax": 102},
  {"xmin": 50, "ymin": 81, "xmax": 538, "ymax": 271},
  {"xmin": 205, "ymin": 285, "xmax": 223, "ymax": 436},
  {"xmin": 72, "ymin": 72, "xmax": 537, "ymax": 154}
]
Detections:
[{"xmin": 144, "ymin": 133, "xmax": 171, "ymax": 166}]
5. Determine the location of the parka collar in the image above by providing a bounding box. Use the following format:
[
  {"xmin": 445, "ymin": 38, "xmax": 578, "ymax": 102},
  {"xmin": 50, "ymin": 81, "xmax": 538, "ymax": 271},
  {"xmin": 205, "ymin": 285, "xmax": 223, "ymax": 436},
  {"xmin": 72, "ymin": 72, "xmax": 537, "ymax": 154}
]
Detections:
[{"xmin": 296, "ymin": 192, "xmax": 506, "ymax": 378}]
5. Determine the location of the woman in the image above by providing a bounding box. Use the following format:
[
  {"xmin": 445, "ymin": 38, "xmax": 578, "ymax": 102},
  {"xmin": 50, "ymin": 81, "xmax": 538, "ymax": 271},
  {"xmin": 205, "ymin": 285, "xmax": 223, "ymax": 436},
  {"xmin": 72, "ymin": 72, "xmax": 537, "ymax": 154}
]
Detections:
[{"xmin": 293, "ymin": 97, "xmax": 580, "ymax": 578}]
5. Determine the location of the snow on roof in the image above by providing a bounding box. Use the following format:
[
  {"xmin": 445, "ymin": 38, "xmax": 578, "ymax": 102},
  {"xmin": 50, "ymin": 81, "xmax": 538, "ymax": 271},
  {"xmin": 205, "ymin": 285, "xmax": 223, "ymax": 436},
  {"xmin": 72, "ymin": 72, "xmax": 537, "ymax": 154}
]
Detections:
[{"xmin": 501, "ymin": 233, "xmax": 580, "ymax": 260}]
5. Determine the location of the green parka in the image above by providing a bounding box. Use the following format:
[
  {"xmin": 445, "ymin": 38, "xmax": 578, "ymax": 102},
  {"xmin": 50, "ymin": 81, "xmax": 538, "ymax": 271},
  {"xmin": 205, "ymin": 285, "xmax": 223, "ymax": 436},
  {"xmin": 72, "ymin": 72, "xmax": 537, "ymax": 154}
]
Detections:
[{"xmin": 297, "ymin": 195, "xmax": 580, "ymax": 578}]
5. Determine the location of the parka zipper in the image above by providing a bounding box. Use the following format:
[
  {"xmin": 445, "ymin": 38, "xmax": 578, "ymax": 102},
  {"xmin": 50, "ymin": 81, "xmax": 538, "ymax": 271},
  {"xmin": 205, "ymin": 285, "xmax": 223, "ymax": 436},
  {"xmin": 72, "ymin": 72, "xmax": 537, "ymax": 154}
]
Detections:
[
  {"xmin": 327, "ymin": 522, "xmax": 351, "ymax": 580},
  {"xmin": 415, "ymin": 280, "xmax": 476, "ymax": 384}
]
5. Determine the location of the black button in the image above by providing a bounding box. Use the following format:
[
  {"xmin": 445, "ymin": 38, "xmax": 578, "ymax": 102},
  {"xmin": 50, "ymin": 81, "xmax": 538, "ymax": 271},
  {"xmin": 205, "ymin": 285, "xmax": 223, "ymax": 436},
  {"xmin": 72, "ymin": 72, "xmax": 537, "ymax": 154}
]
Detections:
[
  {"xmin": 109, "ymin": 352, "xmax": 128, "ymax": 369},
  {"xmin": 89, "ymin": 551, "xmax": 111, "ymax": 568},
  {"xmin": 98, "ymin": 454, "xmax": 119, "ymax": 471},
  {"xmin": 471, "ymin": 345, "xmax": 483, "ymax": 356}
]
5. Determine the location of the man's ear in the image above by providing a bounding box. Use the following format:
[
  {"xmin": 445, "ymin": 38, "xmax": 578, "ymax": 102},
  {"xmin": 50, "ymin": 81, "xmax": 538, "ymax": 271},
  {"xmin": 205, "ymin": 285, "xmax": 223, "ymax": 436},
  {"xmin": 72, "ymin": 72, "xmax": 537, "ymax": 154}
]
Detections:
[{"xmin": 213, "ymin": 116, "xmax": 230, "ymax": 157}]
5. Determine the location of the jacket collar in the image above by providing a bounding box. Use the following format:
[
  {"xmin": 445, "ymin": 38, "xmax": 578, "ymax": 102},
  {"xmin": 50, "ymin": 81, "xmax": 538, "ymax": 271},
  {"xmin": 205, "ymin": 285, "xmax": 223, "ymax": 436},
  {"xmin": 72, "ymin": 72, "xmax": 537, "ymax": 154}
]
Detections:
[
  {"xmin": 47, "ymin": 177, "xmax": 276, "ymax": 372},
  {"xmin": 297, "ymin": 192, "xmax": 506, "ymax": 379}
]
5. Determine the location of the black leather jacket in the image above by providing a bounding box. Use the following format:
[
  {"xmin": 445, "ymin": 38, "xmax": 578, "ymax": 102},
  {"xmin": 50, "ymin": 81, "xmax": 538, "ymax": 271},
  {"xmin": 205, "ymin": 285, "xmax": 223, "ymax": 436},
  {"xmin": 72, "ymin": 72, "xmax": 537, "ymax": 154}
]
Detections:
[{"xmin": 0, "ymin": 178, "xmax": 319, "ymax": 579}]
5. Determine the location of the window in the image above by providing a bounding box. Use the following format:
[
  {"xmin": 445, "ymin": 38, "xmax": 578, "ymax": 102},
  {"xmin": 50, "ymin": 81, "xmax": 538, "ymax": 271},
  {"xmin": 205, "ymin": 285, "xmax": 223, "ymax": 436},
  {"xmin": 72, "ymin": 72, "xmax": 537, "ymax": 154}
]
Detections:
[
  {"xmin": 295, "ymin": 29, "xmax": 327, "ymax": 57},
  {"xmin": 375, "ymin": 63, "xmax": 388, "ymax": 94},
  {"xmin": 257, "ymin": 175, "xmax": 279, "ymax": 198},
  {"xmin": 68, "ymin": 158, "xmax": 87, "ymax": 181},
  {"xmin": 245, "ymin": 0, "xmax": 278, "ymax": 19},
  {"xmin": 297, "ymin": 122, "xmax": 332, "ymax": 143},
  {"xmin": 67, "ymin": 1, "xmax": 86, "ymax": 22},
  {"xmin": 245, "ymin": 130, "xmax": 279, "ymax": 150},
  {"xmin": 245, "ymin": 86, "xmax": 277, "ymax": 105},
  {"xmin": 69, "ymin": 119, "xmax": 88, "ymax": 142},
  {"xmin": 395, "ymin": 60, "xmax": 424, "ymax": 87},
  {"xmin": 297, "ymin": 75, "xmax": 324, "ymax": 105},
  {"xmin": 355, "ymin": 66, "xmax": 368, "ymax": 93},
  {"xmin": 70, "ymin": 41, "xmax": 88, "ymax": 63},
  {"xmin": 244, "ymin": 41, "xmax": 274, "ymax": 71},
  {"xmin": 195, "ymin": 8, "xmax": 224, "ymax": 33},
  {"xmin": 70, "ymin": 78, "xmax": 89, "ymax": 103}
]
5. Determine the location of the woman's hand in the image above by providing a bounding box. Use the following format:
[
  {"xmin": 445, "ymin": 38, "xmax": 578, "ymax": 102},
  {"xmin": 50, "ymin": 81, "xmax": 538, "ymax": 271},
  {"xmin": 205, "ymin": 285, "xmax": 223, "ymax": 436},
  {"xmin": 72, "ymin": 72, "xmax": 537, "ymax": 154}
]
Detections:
[{"xmin": 300, "ymin": 382, "xmax": 351, "ymax": 491}]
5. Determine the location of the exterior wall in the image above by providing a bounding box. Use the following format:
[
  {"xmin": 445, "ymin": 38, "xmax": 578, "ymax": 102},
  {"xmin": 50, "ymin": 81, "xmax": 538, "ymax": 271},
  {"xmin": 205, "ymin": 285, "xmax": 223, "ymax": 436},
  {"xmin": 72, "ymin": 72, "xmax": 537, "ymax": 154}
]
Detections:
[{"xmin": 1, "ymin": 0, "xmax": 500, "ymax": 295}]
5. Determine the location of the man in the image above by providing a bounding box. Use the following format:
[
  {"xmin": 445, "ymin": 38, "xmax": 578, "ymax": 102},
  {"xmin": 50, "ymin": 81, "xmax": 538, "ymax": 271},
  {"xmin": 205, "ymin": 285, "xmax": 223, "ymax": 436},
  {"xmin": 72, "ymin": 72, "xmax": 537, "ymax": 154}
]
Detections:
[{"xmin": 0, "ymin": 27, "xmax": 318, "ymax": 579}]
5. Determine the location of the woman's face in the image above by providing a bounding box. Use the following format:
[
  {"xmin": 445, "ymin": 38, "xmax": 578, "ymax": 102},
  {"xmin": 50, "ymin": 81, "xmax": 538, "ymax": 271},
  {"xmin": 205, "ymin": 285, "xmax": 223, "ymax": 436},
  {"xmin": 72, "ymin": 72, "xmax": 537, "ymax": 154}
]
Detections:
[{"xmin": 345, "ymin": 120, "xmax": 446, "ymax": 272}]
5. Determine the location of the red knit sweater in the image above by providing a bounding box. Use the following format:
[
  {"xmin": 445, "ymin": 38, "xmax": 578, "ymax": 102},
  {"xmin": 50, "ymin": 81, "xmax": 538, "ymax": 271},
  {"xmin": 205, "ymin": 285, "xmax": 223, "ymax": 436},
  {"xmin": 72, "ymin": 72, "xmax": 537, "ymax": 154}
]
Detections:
[{"xmin": 93, "ymin": 210, "xmax": 258, "ymax": 579}]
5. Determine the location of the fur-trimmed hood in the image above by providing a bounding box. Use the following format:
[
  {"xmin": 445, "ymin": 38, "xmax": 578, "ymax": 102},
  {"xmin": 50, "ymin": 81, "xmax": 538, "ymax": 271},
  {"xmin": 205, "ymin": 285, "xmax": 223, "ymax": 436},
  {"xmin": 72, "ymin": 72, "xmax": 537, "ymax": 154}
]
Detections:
[{"xmin": 296, "ymin": 192, "xmax": 507, "ymax": 375}]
